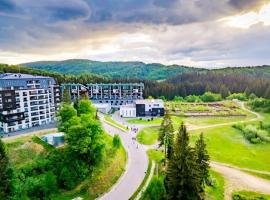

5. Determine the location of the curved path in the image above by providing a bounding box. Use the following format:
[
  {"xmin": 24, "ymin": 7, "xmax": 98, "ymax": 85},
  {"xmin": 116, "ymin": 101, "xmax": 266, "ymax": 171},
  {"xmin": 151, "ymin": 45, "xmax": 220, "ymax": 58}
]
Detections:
[
  {"xmin": 98, "ymin": 116, "xmax": 148, "ymax": 200},
  {"xmin": 211, "ymin": 162, "xmax": 270, "ymax": 200},
  {"xmin": 100, "ymin": 102, "xmax": 268, "ymax": 200}
]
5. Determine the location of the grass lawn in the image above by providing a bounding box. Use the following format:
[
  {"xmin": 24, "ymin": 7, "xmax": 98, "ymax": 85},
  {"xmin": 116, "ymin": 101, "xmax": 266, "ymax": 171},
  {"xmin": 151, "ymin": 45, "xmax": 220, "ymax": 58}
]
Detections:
[
  {"xmin": 243, "ymin": 170, "xmax": 270, "ymax": 181},
  {"xmin": 232, "ymin": 191, "xmax": 270, "ymax": 199},
  {"xmin": 147, "ymin": 149, "xmax": 164, "ymax": 163},
  {"xmin": 205, "ymin": 169, "xmax": 225, "ymax": 200},
  {"xmin": 137, "ymin": 126, "xmax": 160, "ymax": 145},
  {"xmin": 104, "ymin": 115, "xmax": 128, "ymax": 131},
  {"xmin": 127, "ymin": 117, "xmax": 162, "ymax": 125},
  {"xmin": 5, "ymin": 129, "xmax": 57, "ymax": 169},
  {"xmin": 189, "ymin": 125, "xmax": 270, "ymax": 172}
]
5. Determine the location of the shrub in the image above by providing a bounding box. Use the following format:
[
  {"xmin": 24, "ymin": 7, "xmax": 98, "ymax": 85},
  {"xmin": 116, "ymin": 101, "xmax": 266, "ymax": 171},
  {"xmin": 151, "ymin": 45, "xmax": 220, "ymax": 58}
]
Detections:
[
  {"xmin": 233, "ymin": 124, "xmax": 270, "ymax": 144},
  {"xmin": 227, "ymin": 93, "xmax": 248, "ymax": 101},
  {"xmin": 185, "ymin": 95, "xmax": 202, "ymax": 102},
  {"xmin": 248, "ymin": 98, "xmax": 270, "ymax": 112},
  {"xmin": 200, "ymin": 92, "xmax": 222, "ymax": 102},
  {"xmin": 113, "ymin": 134, "xmax": 121, "ymax": 149}
]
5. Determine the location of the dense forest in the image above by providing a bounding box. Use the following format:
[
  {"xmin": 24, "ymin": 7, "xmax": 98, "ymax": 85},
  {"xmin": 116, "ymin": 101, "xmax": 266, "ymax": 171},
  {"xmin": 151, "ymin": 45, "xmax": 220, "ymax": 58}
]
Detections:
[
  {"xmin": 1, "ymin": 64, "xmax": 270, "ymax": 100},
  {"xmin": 21, "ymin": 59, "xmax": 270, "ymax": 80},
  {"xmin": 21, "ymin": 59, "xmax": 202, "ymax": 80}
]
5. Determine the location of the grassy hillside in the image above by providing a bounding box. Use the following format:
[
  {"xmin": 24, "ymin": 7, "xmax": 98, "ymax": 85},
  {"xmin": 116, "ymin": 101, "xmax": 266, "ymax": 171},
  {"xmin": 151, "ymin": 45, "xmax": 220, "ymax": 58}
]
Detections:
[{"xmin": 21, "ymin": 59, "xmax": 202, "ymax": 80}]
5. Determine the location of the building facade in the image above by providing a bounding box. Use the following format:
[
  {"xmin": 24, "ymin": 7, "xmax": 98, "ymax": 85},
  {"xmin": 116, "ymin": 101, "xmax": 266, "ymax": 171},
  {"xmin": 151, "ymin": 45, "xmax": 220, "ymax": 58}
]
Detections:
[
  {"xmin": 120, "ymin": 104, "xmax": 136, "ymax": 118},
  {"xmin": 135, "ymin": 99, "xmax": 164, "ymax": 117},
  {"xmin": 61, "ymin": 83, "xmax": 144, "ymax": 108},
  {"xmin": 120, "ymin": 99, "xmax": 164, "ymax": 118},
  {"xmin": 0, "ymin": 73, "xmax": 61, "ymax": 133}
]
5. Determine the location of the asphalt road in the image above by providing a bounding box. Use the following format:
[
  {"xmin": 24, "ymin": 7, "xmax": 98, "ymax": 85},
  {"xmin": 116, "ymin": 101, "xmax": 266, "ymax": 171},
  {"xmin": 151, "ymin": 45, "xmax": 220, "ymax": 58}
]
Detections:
[{"xmin": 99, "ymin": 118, "xmax": 148, "ymax": 200}]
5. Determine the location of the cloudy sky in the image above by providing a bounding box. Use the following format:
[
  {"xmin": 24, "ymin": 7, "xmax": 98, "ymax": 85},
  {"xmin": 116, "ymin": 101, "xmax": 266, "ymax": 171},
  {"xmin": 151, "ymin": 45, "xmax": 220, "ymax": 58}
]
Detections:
[{"xmin": 0, "ymin": 0, "xmax": 270, "ymax": 68}]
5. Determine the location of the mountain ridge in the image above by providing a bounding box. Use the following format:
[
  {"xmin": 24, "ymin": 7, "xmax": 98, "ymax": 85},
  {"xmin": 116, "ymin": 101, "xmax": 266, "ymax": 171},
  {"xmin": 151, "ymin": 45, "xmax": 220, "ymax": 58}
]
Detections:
[{"xmin": 21, "ymin": 59, "xmax": 270, "ymax": 80}]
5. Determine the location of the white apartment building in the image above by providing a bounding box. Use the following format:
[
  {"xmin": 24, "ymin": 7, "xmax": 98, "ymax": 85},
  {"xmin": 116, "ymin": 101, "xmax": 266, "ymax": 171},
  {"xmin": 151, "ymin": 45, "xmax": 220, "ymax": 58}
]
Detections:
[{"xmin": 0, "ymin": 73, "xmax": 61, "ymax": 133}]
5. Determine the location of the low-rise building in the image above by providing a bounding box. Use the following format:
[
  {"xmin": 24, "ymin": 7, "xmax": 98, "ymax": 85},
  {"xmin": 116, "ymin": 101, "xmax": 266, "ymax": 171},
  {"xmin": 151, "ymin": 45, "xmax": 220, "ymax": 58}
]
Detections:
[
  {"xmin": 0, "ymin": 73, "xmax": 60, "ymax": 133},
  {"xmin": 119, "ymin": 99, "xmax": 164, "ymax": 118},
  {"xmin": 41, "ymin": 132, "xmax": 64, "ymax": 147},
  {"xmin": 120, "ymin": 104, "xmax": 136, "ymax": 118},
  {"xmin": 93, "ymin": 103, "xmax": 111, "ymax": 114}
]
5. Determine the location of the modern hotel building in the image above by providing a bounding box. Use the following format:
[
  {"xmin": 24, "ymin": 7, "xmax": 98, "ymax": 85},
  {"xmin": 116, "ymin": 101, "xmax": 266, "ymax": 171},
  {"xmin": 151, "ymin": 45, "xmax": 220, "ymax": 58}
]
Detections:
[
  {"xmin": 61, "ymin": 83, "xmax": 144, "ymax": 107},
  {"xmin": 0, "ymin": 73, "xmax": 61, "ymax": 133}
]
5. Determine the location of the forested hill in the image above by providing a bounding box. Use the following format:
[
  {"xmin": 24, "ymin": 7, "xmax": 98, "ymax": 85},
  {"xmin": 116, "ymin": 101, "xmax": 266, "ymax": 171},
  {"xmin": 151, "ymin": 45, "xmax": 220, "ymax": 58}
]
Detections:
[
  {"xmin": 21, "ymin": 59, "xmax": 270, "ymax": 80},
  {"xmin": 214, "ymin": 65, "xmax": 270, "ymax": 79},
  {"xmin": 21, "ymin": 59, "xmax": 203, "ymax": 80}
]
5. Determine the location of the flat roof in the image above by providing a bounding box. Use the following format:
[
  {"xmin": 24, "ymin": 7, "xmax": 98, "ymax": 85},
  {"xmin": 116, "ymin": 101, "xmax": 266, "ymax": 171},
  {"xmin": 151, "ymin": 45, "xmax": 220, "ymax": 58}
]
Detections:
[
  {"xmin": 93, "ymin": 103, "xmax": 111, "ymax": 108},
  {"xmin": 135, "ymin": 99, "xmax": 163, "ymax": 104},
  {"xmin": 121, "ymin": 104, "xmax": 136, "ymax": 108},
  {"xmin": 0, "ymin": 73, "xmax": 52, "ymax": 80}
]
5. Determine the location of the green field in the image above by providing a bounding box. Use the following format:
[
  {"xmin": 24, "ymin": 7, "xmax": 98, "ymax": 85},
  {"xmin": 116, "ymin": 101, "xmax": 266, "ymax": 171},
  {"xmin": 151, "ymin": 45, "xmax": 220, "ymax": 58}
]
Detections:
[
  {"xmin": 127, "ymin": 118, "xmax": 162, "ymax": 125},
  {"xmin": 137, "ymin": 126, "xmax": 160, "ymax": 145},
  {"xmin": 190, "ymin": 125, "xmax": 270, "ymax": 171}
]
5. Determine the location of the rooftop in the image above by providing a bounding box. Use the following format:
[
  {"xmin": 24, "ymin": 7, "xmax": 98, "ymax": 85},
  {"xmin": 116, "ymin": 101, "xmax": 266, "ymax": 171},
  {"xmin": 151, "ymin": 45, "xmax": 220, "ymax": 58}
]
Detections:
[
  {"xmin": 135, "ymin": 99, "xmax": 164, "ymax": 104},
  {"xmin": 0, "ymin": 73, "xmax": 51, "ymax": 80}
]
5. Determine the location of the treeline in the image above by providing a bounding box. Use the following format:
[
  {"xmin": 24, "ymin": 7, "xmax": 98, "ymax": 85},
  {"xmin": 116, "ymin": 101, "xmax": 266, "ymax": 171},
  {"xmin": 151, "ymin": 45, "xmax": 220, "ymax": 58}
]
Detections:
[
  {"xmin": 144, "ymin": 72, "xmax": 270, "ymax": 100},
  {"xmin": 0, "ymin": 64, "xmax": 105, "ymax": 85},
  {"xmin": 1, "ymin": 64, "xmax": 270, "ymax": 100}
]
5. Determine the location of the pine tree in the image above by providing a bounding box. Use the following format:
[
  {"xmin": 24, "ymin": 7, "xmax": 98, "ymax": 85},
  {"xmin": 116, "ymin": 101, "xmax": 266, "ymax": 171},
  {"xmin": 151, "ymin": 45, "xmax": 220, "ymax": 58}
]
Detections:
[
  {"xmin": 62, "ymin": 88, "xmax": 71, "ymax": 104},
  {"xmin": 0, "ymin": 139, "xmax": 13, "ymax": 199},
  {"xmin": 159, "ymin": 112, "xmax": 174, "ymax": 160},
  {"xmin": 166, "ymin": 123, "xmax": 203, "ymax": 200},
  {"xmin": 195, "ymin": 133, "xmax": 210, "ymax": 189}
]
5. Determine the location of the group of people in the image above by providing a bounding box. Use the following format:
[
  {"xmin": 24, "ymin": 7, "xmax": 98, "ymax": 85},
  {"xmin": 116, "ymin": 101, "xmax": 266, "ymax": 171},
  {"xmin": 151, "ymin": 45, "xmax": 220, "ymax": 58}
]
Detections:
[{"xmin": 131, "ymin": 127, "xmax": 139, "ymax": 133}]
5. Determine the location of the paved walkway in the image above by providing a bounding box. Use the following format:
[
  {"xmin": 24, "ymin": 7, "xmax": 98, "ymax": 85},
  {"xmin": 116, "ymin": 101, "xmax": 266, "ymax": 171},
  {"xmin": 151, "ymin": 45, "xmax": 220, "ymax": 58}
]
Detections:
[{"xmin": 98, "ymin": 117, "xmax": 148, "ymax": 200}]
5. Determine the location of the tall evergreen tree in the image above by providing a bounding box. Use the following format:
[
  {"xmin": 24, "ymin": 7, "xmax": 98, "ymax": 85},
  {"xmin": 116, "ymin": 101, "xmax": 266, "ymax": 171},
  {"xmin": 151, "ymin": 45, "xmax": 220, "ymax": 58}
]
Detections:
[
  {"xmin": 62, "ymin": 88, "xmax": 71, "ymax": 104},
  {"xmin": 0, "ymin": 139, "xmax": 13, "ymax": 199},
  {"xmin": 159, "ymin": 112, "xmax": 174, "ymax": 160},
  {"xmin": 166, "ymin": 123, "xmax": 203, "ymax": 200},
  {"xmin": 195, "ymin": 133, "xmax": 210, "ymax": 189}
]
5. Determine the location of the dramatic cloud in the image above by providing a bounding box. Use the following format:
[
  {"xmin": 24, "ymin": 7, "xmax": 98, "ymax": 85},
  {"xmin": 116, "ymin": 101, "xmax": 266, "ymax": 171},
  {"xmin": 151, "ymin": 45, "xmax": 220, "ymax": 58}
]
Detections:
[{"xmin": 0, "ymin": 0, "xmax": 269, "ymax": 67}]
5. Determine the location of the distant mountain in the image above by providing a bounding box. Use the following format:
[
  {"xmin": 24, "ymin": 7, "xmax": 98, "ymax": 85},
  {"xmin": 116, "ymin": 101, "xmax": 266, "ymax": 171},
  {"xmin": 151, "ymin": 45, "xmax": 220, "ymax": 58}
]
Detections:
[
  {"xmin": 21, "ymin": 59, "xmax": 204, "ymax": 80},
  {"xmin": 214, "ymin": 65, "xmax": 270, "ymax": 78},
  {"xmin": 21, "ymin": 59, "xmax": 270, "ymax": 80}
]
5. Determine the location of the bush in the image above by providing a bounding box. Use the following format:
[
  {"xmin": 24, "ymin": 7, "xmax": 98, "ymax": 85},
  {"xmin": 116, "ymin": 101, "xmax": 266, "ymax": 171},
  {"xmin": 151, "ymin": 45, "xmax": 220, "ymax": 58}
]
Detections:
[
  {"xmin": 23, "ymin": 172, "xmax": 57, "ymax": 200},
  {"xmin": 113, "ymin": 134, "xmax": 121, "ymax": 149},
  {"xmin": 185, "ymin": 95, "xmax": 202, "ymax": 102},
  {"xmin": 200, "ymin": 92, "xmax": 222, "ymax": 102},
  {"xmin": 248, "ymin": 98, "xmax": 270, "ymax": 112},
  {"xmin": 173, "ymin": 96, "xmax": 184, "ymax": 102},
  {"xmin": 227, "ymin": 93, "xmax": 248, "ymax": 101},
  {"xmin": 233, "ymin": 124, "xmax": 270, "ymax": 144}
]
